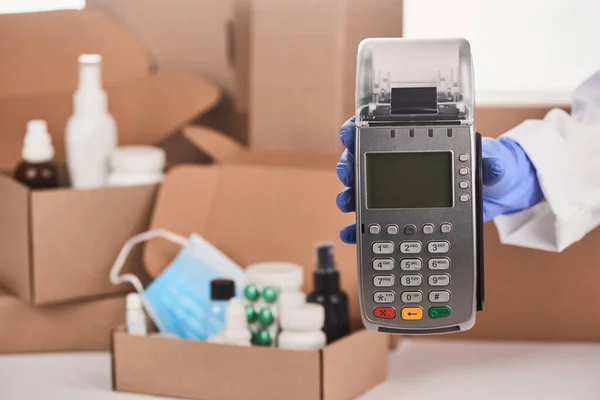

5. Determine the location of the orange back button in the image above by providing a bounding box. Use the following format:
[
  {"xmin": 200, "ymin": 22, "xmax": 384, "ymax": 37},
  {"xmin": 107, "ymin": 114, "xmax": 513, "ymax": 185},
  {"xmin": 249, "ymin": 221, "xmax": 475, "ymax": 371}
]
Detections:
[{"xmin": 401, "ymin": 307, "xmax": 423, "ymax": 320}]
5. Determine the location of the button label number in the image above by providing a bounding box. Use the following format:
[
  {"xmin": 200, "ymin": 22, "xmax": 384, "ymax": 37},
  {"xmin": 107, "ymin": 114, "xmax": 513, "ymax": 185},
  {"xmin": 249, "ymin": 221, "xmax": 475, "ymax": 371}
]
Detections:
[
  {"xmin": 401, "ymin": 291, "xmax": 423, "ymax": 303},
  {"xmin": 400, "ymin": 241, "xmax": 422, "ymax": 254},
  {"xmin": 400, "ymin": 274, "xmax": 422, "ymax": 287},
  {"xmin": 428, "ymin": 241, "xmax": 450, "ymax": 253},
  {"xmin": 428, "ymin": 258, "xmax": 450, "ymax": 270},
  {"xmin": 373, "ymin": 242, "xmax": 394, "ymax": 254},
  {"xmin": 374, "ymin": 291, "xmax": 395, "ymax": 303},
  {"xmin": 373, "ymin": 259, "xmax": 394, "ymax": 271},
  {"xmin": 373, "ymin": 275, "xmax": 394, "ymax": 287},
  {"xmin": 400, "ymin": 258, "xmax": 422, "ymax": 271},
  {"xmin": 429, "ymin": 274, "xmax": 450, "ymax": 286},
  {"xmin": 429, "ymin": 291, "xmax": 451, "ymax": 303}
]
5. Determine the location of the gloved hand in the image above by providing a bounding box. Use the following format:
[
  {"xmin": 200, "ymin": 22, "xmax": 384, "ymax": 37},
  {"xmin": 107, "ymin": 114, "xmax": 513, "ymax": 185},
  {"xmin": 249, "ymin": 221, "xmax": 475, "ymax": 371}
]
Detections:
[{"xmin": 336, "ymin": 117, "xmax": 544, "ymax": 243}]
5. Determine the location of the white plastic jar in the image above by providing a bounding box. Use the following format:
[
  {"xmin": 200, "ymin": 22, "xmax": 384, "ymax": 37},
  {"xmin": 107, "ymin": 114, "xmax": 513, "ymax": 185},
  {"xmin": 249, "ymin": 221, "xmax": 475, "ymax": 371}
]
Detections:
[
  {"xmin": 278, "ymin": 303, "xmax": 326, "ymax": 351},
  {"xmin": 107, "ymin": 146, "xmax": 165, "ymax": 187}
]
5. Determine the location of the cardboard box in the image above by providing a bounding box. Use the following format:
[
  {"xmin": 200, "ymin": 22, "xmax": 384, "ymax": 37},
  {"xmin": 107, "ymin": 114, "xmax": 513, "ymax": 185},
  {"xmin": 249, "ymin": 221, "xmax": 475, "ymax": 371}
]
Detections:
[
  {"xmin": 238, "ymin": 0, "xmax": 403, "ymax": 154},
  {"xmin": 0, "ymin": 289, "xmax": 125, "ymax": 353},
  {"xmin": 112, "ymin": 327, "xmax": 389, "ymax": 400},
  {"xmin": 87, "ymin": 0, "xmax": 236, "ymax": 94},
  {"xmin": 143, "ymin": 126, "xmax": 360, "ymax": 321},
  {"xmin": 0, "ymin": 9, "xmax": 221, "ymax": 305},
  {"xmin": 0, "ymin": 177, "xmax": 156, "ymax": 305},
  {"xmin": 111, "ymin": 127, "xmax": 388, "ymax": 399},
  {"xmin": 0, "ymin": 8, "xmax": 221, "ymax": 172}
]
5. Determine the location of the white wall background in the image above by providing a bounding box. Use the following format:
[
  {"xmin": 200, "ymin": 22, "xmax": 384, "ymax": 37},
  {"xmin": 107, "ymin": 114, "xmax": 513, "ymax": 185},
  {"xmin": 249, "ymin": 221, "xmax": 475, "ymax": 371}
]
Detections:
[
  {"xmin": 403, "ymin": 0, "xmax": 600, "ymax": 106},
  {"xmin": 0, "ymin": 0, "xmax": 84, "ymax": 14}
]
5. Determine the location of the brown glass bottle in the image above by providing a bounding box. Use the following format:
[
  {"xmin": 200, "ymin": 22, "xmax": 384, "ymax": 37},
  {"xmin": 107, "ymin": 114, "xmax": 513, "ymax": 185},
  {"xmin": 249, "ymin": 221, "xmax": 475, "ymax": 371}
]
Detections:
[{"xmin": 13, "ymin": 161, "xmax": 60, "ymax": 190}]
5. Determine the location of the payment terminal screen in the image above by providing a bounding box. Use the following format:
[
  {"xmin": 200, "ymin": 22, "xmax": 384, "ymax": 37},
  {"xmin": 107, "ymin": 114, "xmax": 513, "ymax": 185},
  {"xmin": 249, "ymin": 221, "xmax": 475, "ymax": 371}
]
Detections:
[{"xmin": 366, "ymin": 152, "xmax": 453, "ymax": 208}]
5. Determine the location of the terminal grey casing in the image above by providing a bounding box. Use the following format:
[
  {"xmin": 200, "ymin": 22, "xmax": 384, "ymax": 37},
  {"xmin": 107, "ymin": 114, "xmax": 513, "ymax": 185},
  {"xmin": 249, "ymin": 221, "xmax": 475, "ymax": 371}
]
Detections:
[{"xmin": 356, "ymin": 125, "xmax": 481, "ymax": 334}]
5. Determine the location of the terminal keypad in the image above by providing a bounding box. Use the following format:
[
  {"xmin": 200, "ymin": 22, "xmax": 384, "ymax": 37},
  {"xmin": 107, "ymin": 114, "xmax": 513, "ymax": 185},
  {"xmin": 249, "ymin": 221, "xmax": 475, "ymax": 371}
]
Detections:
[{"xmin": 371, "ymin": 222, "xmax": 454, "ymax": 321}]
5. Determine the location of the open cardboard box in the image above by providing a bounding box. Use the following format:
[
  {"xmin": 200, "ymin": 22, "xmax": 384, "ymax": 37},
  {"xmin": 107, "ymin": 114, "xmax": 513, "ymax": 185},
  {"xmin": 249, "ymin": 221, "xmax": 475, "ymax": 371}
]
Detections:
[
  {"xmin": 0, "ymin": 9, "xmax": 221, "ymax": 305},
  {"xmin": 0, "ymin": 289, "xmax": 125, "ymax": 353},
  {"xmin": 111, "ymin": 126, "xmax": 388, "ymax": 399},
  {"xmin": 112, "ymin": 326, "xmax": 388, "ymax": 400}
]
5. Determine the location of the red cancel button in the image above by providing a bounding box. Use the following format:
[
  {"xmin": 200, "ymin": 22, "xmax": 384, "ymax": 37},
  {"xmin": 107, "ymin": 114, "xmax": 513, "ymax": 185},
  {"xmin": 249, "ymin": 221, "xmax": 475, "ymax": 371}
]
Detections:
[{"xmin": 373, "ymin": 307, "xmax": 396, "ymax": 319}]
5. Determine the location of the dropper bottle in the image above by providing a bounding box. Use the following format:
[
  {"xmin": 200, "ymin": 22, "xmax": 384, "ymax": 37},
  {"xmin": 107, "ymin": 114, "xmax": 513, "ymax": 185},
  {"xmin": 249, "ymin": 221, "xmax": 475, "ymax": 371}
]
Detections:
[
  {"xmin": 13, "ymin": 120, "xmax": 61, "ymax": 190},
  {"xmin": 65, "ymin": 54, "xmax": 117, "ymax": 189},
  {"xmin": 307, "ymin": 242, "xmax": 350, "ymax": 343}
]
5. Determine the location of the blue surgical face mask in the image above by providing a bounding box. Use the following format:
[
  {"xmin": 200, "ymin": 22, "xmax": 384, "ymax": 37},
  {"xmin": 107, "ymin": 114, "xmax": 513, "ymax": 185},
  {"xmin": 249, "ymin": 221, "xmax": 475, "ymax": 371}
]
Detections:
[{"xmin": 110, "ymin": 230, "xmax": 244, "ymax": 341}]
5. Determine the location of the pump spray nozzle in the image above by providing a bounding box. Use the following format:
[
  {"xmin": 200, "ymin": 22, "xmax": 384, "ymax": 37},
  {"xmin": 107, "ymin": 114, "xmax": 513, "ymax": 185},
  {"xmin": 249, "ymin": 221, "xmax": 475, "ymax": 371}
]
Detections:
[
  {"xmin": 74, "ymin": 54, "xmax": 107, "ymax": 114},
  {"xmin": 313, "ymin": 242, "xmax": 339, "ymax": 292},
  {"xmin": 316, "ymin": 242, "xmax": 335, "ymax": 271}
]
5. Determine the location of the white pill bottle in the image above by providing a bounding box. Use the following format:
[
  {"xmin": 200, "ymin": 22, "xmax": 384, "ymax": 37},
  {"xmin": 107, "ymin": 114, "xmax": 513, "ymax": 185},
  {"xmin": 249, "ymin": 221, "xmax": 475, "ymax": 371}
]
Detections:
[{"xmin": 66, "ymin": 54, "xmax": 117, "ymax": 189}]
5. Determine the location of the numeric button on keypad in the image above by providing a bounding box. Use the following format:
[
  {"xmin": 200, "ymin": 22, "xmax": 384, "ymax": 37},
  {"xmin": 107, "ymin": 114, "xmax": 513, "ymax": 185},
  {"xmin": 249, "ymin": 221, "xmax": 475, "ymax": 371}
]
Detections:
[
  {"xmin": 429, "ymin": 274, "xmax": 450, "ymax": 287},
  {"xmin": 373, "ymin": 275, "xmax": 394, "ymax": 287},
  {"xmin": 400, "ymin": 258, "xmax": 422, "ymax": 271},
  {"xmin": 374, "ymin": 291, "xmax": 395, "ymax": 303},
  {"xmin": 429, "ymin": 291, "xmax": 450, "ymax": 303},
  {"xmin": 428, "ymin": 258, "xmax": 450, "ymax": 270},
  {"xmin": 400, "ymin": 274, "xmax": 422, "ymax": 287},
  {"xmin": 428, "ymin": 241, "xmax": 450, "ymax": 253},
  {"xmin": 372, "ymin": 242, "xmax": 394, "ymax": 254},
  {"xmin": 373, "ymin": 259, "xmax": 394, "ymax": 271},
  {"xmin": 401, "ymin": 291, "xmax": 423, "ymax": 303},
  {"xmin": 400, "ymin": 241, "xmax": 422, "ymax": 254}
]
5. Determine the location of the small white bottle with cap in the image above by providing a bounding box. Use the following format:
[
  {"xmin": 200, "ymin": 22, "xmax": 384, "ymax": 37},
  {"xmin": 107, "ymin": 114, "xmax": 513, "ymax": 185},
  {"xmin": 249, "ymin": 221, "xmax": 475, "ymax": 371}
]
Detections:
[
  {"xmin": 278, "ymin": 303, "xmax": 327, "ymax": 351},
  {"xmin": 66, "ymin": 54, "xmax": 117, "ymax": 189},
  {"xmin": 107, "ymin": 146, "xmax": 165, "ymax": 187},
  {"xmin": 224, "ymin": 298, "xmax": 252, "ymax": 346},
  {"xmin": 125, "ymin": 293, "xmax": 147, "ymax": 336},
  {"xmin": 207, "ymin": 298, "xmax": 252, "ymax": 346},
  {"xmin": 13, "ymin": 120, "xmax": 60, "ymax": 190}
]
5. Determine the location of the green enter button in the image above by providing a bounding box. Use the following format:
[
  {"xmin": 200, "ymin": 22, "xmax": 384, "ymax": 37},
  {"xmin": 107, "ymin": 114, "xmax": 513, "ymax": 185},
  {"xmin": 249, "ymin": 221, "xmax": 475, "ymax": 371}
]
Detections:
[{"xmin": 429, "ymin": 306, "xmax": 451, "ymax": 319}]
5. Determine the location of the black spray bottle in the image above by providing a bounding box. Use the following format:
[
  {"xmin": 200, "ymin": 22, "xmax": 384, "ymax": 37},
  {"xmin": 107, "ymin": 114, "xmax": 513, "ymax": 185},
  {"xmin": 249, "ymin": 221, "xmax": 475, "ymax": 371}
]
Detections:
[{"xmin": 307, "ymin": 243, "xmax": 350, "ymax": 343}]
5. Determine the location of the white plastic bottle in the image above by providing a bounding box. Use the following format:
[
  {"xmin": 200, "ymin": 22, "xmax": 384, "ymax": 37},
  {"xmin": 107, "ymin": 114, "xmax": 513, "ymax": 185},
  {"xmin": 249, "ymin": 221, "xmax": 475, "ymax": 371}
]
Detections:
[
  {"xmin": 125, "ymin": 293, "xmax": 147, "ymax": 336},
  {"xmin": 207, "ymin": 298, "xmax": 252, "ymax": 346},
  {"xmin": 224, "ymin": 298, "xmax": 252, "ymax": 346},
  {"xmin": 66, "ymin": 54, "xmax": 117, "ymax": 189},
  {"xmin": 278, "ymin": 303, "xmax": 326, "ymax": 351}
]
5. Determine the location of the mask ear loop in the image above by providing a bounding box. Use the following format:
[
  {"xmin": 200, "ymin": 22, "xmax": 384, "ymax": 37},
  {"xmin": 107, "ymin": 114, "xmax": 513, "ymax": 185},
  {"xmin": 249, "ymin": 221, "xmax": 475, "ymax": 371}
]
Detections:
[{"xmin": 109, "ymin": 229, "xmax": 188, "ymax": 333}]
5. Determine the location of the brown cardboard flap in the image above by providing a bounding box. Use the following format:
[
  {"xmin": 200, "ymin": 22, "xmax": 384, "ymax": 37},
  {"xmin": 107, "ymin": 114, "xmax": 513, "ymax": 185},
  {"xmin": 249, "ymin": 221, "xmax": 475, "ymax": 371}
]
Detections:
[
  {"xmin": 144, "ymin": 165, "xmax": 221, "ymax": 277},
  {"xmin": 0, "ymin": 72, "xmax": 221, "ymax": 172},
  {"xmin": 144, "ymin": 163, "xmax": 361, "ymax": 324},
  {"xmin": 88, "ymin": 0, "xmax": 236, "ymax": 93},
  {"xmin": 183, "ymin": 125, "xmax": 338, "ymax": 169},
  {"xmin": 0, "ymin": 175, "xmax": 31, "ymax": 301},
  {"xmin": 112, "ymin": 330, "xmax": 321, "ymax": 400},
  {"xmin": 323, "ymin": 330, "xmax": 388, "ymax": 400},
  {"xmin": 0, "ymin": 290, "xmax": 125, "ymax": 353},
  {"xmin": 30, "ymin": 184, "xmax": 155, "ymax": 304},
  {"xmin": 183, "ymin": 125, "xmax": 245, "ymax": 163},
  {"xmin": 0, "ymin": 9, "xmax": 150, "ymax": 97}
]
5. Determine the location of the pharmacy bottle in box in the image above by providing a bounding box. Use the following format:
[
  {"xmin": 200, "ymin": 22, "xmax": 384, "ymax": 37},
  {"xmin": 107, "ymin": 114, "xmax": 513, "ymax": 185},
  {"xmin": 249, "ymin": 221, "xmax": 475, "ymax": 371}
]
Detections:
[
  {"xmin": 66, "ymin": 54, "xmax": 117, "ymax": 189},
  {"xmin": 13, "ymin": 120, "xmax": 60, "ymax": 189}
]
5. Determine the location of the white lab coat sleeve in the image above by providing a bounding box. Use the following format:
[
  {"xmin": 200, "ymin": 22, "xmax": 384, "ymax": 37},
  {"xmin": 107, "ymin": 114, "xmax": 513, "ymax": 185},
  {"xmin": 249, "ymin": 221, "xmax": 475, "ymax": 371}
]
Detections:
[{"xmin": 492, "ymin": 70, "xmax": 600, "ymax": 252}]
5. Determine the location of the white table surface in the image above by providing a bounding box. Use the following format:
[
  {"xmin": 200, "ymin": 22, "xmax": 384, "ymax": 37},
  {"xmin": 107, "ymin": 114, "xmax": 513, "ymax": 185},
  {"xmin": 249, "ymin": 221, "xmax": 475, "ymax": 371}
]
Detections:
[{"xmin": 1, "ymin": 339, "xmax": 599, "ymax": 400}]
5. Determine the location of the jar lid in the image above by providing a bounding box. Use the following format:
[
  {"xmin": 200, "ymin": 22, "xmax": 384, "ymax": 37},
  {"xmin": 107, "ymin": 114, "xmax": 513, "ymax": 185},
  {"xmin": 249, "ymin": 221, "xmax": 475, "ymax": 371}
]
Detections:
[
  {"xmin": 109, "ymin": 146, "xmax": 165, "ymax": 173},
  {"xmin": 280, "ymin": 303, "xmax": 324, "ymax": 332},
  {"xmin": 244, "ymin": 262, "xmax": 303, "ymax": 290}
]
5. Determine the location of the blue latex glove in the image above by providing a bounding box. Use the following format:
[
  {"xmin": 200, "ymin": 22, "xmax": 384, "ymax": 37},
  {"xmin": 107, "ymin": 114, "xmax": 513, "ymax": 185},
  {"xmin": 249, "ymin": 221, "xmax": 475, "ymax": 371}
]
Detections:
[{"xmin": 336, "ymin": 118, "xmax": 544, "ymax": 244}]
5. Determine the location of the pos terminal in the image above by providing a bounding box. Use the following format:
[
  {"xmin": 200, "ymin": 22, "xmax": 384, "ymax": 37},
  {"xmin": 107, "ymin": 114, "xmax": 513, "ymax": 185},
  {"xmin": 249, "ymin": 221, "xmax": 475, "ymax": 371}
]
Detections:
[{"xmin": 355, "ymin": 38, "xmax": 484, "ymax": 335}]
